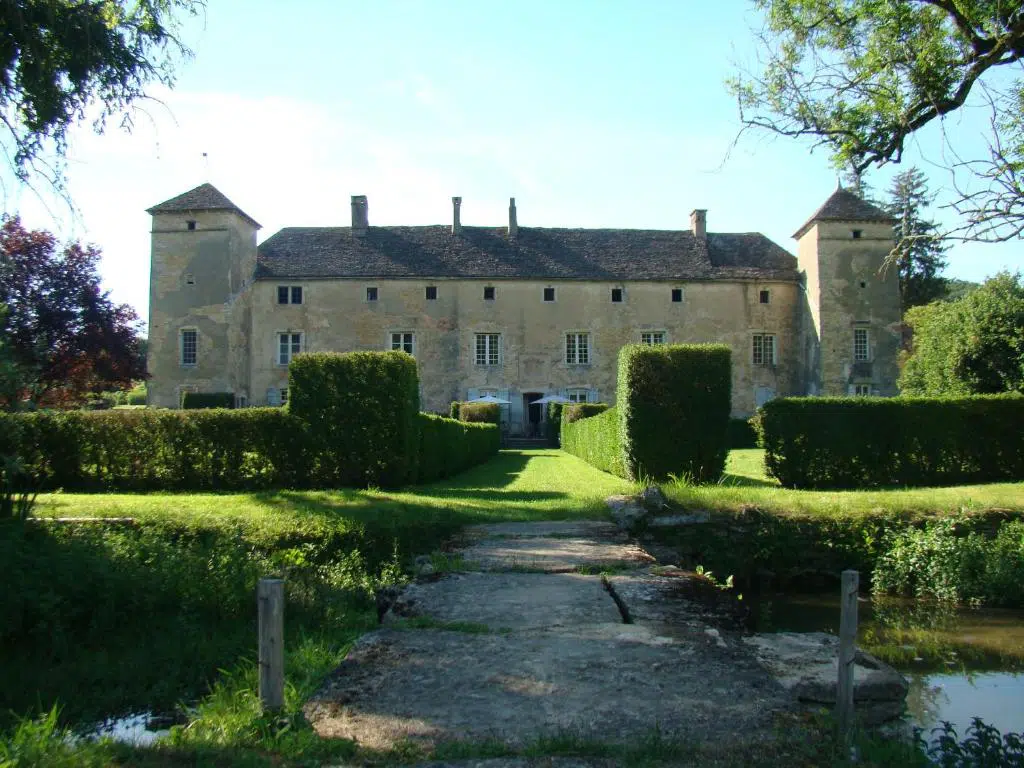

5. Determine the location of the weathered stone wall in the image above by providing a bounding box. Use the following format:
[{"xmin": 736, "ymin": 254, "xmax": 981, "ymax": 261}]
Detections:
[
  {"xmin": 796, "ymin": 221, "xmax": 900, "ymax": 396},
  {"xmin": 250, "ymin": 277, "xmax": 802, "ymax": 430},
  {"xmin": 147, "ymin": 211, "xmax": 257, "ymax": 408}
]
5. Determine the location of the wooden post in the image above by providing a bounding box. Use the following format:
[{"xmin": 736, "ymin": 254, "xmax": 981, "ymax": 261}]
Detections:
[
  {"xmin": 258, "ymin": 578, "xmax": 285, "ymax": 711},
  {"xmin": 836, "ymin": 569, "xmax": 859, "ymax": 745}
]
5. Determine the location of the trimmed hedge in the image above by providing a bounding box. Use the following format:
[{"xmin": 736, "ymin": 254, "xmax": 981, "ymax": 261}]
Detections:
[
  {"xmin": 727, "ymin": 418, "xmax": 758, "ymax": 449},
  {"xmin": 562, "ymin": 402, "xmax": 609, "ymax": 424},
  {"xmin": 0, "ymin": 409, "xmax": 308, "ymax": 491},
  {"xmin": 289, "ymin": 351, "xmax": 420, "ymax": 487},
  {"xmin": 457, "ymin": 402, "xmax": 500, "ymax": 424},
  {"xmin": 546, "ymin": 402, "xmax": 565, "ymax": 446},
  {"xmin": 181, "ymin": 392, "xmax": 234, "ymax": 409},
  {"xmin": 416, "ymin": 414, "xmax": 500, "ymax": 482},
  {"xmin": 560, "ymin": 407, "xmax": 624, "ymax": 477},
  {"xmin": 450, "ymin": 401, "xmax": 462, "ymax": 419},
  {"xmin": 760, "ymin": 394, "xmax": 1024, "ymax": 489},
  {"xmin": 618, "ymin": 344, "xmax": 732, "ymax": 482}
]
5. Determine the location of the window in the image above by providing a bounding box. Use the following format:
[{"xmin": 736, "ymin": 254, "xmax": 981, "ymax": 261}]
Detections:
[
  {"xmin": 277, "ymin": 286, "xmax": 303, "ymax": 305},
  {"xmin": 475, "ymin": 333, "xmax": 501, "ymax": 365},
  {"xmin": 854, "ymin": 328, "xmax": 870, "ymax": 361},
  {"xmin": 852, "ymin": 229, "xmax": 863, "ymax": 239},
  {"xmin": 759, "ymin": 289, "xmax": 770, "ymax": 304},
  {"xmin": 484, "ymin": 286, "xmax": 495, "ymax": 300},
  {"xmin": 280, "ymin": 388, "xmax": 289, "ymax": 405},
  {"xmin": 278, "ymin": 332, "xmax": 303, "ymax": 366},
  {"xmin": 185, "ymin": 273, "xmax": 195, "ymax": 286},
  {"xmin": 425, "ymin": 286, "xmax": 437, "ymax": 300},
  {"xmin": 853, "ymin": 384, "xmax": 872, "ymax": 396},
  {"xmin": 641, "ymin": 331, "xmax": 666, "ymax": 345},
  {"xmin": 860, "ymin": 281, "xmax": 867, "ymax": 289},
  {"xmin": 366, "ymin": 286, "xmax": 378, "ymax": 302},
  {"xmin": 565, "ymin": 332, "xmax": 590, "ymax": 365},
  {"xmin": 391, "ymin": 332, "xmax": 415, "ymax": 355},
  {"xmin": 186, "ymin": 220, "xmax": 196, "ymax": 231},
  {"xmin": 752, "ymin": 334, "xmax": 776, "ymax": 366},
  {"xmin": 543, "ymin": 287, "xmax": 555, "ymax": 302},
  {"xmin": 235, "ymin": 393, "xmax": 248, "ymax": 408},
  {"xmin": 567, "ymin": 388, "xmax": 590, "ymax": 403},
  {"xmin": 180, "ymin": 329, "xmax": 197, "ymax": 367},
  {"xmin": 611, "ymin": 288, "xmax": 623, "ymax": 303},
  {"xmin": 671, "ymin": 288, "xmax": 683, "ymax": 303}
]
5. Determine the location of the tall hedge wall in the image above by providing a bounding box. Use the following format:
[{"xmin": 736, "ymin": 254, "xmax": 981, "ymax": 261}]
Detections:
[
  {"xmin": 181, "ymin": 392, "xmax": 234, "ymax": 409},
  {"xmin": 618, "ymin": 344, "xmax": 732, "ymax": 482},
  {"xmin": 560, "ymin": 407, "xmax": 625, "ymax": 477},
  {"xmin": 289, "ymin": 351, "xmax": 420, "ymax": 487},
  {"xmin": 562, "ymin": 403, "xmax": 609, "ymax": 424},
  {"xmin": 417, "ymin": 414, "xmax": 500, "ymax": 482},
  {"xmin": 546, "ymin": 402, "xmax": 565, "ymax": 446},
  {"xmin": 760, "ymin": 394, "xmax": 1024, "ymax": 489}
]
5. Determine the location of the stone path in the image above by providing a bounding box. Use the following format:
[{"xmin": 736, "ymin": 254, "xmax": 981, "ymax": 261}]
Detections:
[{"xmin": 303, "ymin": 520, "xmax": 907, "ymax": 758}]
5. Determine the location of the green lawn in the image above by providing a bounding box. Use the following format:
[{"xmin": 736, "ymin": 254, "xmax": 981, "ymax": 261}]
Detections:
[{"xmin": 666, "ymin": 448, "xmax": 1024, "ymax": 519}]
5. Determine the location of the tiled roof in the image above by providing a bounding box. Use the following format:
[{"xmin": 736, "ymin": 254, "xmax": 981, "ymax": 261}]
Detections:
[
  {"xmin": 147, "ymin": 183, "xmax": 261, "ymax": 228},
  {"xmin": 793, "ymin": 187, "xmax": 894, "ymax": 238},
  {"xmin": 255, "ymin": 226, "xmax": 798, "ymax": 282}
]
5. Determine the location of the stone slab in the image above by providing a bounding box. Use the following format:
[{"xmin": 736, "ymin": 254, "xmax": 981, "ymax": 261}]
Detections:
[
  {"xmin": 386, "ymin": 572, "xmax": 622, "ymax": 630},
  {"xmin": 465, "ymin": 521, "xmax": 624, "ymax": 540},
  {"xmin": 305, "ymin": 628, "xmax": 788, "ymax": 751},
  {"xmin": 459, "ymin": 537, "xmax": 654, "ymax": 573}
]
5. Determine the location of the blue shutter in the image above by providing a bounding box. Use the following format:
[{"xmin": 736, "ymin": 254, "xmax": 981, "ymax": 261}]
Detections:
[{"xmin": 267, "ymin": 388, "xmax": 280, "ymax": 406}]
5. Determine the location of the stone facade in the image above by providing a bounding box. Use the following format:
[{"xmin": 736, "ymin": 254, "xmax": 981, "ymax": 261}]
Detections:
[{"xmin": 146, "ymin": 184, "xmax": 901, "ymax": 434}]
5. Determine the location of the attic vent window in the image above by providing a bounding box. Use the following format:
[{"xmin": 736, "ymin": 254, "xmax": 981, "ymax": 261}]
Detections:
[
  {"xmin": 852, "ymin": 229, "xmax": 863, "ymax": 239},
  {"xmin": 484, "ymin": 286, "xmax": 495, "ymax": 300},
  {"xmin": 543, "ymin": 287, "xmax": 555, "ymax": 302},
  {"xmin": 611, "ymin": 288, "xmax": 623, "ymax": 303},
  {"xmin": 425, "ymin": 286, "xmax": 437, "ymax": 300},
  {"xmin": 186, "ymin": 220, "xmax": 197, "ymax": 231},
  {"xmin": 759, "ymin": 289, "xmax": 770, "ymax": 304},
  {"xmin": 366, "ymin": 286, "xmax": 378, "ymax": 302},
  {"xmin": 671, "ymin": 288, "xmax": 683, "ymax": 303}
]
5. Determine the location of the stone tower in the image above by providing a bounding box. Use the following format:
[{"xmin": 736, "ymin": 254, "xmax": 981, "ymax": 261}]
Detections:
[
  {"xmin": 146, "ymin": 183, "xmax": 260, "ymax": 408},
  {"xmin": 795, "ymin": 188, "xmax": 901, "ymax": 396}
]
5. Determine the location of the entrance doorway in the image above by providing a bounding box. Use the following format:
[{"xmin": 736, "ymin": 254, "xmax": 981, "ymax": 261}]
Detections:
[{"xmin": 523, "ymin": 392, "xmax": 544, "ymax": 438}]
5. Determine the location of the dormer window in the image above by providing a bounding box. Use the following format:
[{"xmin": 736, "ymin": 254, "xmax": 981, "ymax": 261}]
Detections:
[
  {"xmin": 186, "ymin": 220, "xmax": 197, "ymax": 231},
  {"xmin": 851, "ymin": 229, "xmax": 863, "ymax": 239}
]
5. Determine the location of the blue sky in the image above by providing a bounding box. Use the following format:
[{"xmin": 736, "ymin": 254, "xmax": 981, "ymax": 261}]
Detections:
[{"xmin": 2, "ymin": 0, "xmax": 1020, "ymax": 323}]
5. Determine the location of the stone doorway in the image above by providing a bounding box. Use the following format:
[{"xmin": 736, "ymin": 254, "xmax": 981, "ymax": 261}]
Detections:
[{"xmin": 523, "ymin": 392, "xmax": 544, "ymax": 438}]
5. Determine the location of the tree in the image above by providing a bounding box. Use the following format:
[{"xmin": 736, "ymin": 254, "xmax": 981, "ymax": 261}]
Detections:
[
  {"xmin": 0, "ymin": 216, "xmax": 145, "ymax": 408},
  {"xmin": 900, "ymin": 272, "xmax": 1024, "ymax": 395},
  {"xmin": 0, "ymin": 0, "xmax": 200, "ymax": 193},
  {"xmin": 885, "ymin": 168, "xmax": 949, "ymax": 308},
  {"xmin": 731, "ymin": 1, "xmax": 1024, "ymax": 241}
]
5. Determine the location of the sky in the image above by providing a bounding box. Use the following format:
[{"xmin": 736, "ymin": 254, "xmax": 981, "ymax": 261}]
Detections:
[{"xmin": 2, "ymin": 0, "xmax": 1021, "ymax": 326}]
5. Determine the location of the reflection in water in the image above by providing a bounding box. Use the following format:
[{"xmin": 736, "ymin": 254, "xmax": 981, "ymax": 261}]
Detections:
[{"xmin": 750, "ymin": 593, "xmax": 1024, "ymax": 736}]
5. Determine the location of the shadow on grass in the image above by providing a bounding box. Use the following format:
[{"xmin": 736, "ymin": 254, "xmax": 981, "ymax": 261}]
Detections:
[{"xmin": 719, "ymin": 472, "xmax": 778, "ymax": 489}]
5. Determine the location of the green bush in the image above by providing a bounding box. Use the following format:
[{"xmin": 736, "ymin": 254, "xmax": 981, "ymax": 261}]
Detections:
[
  {"xmin": 561, "ymin": 407, "xmax": 625, "ymax": 477},
  {"xmin": 449, "ymin": 401, "xmax": 462, "ymax": 419},
  {"xmin": 546, "ymin": 402, "xmax": 565, "ymax": 446},
  {"xmin": 562, "ymin": 402, "xmax": 608, "ymax": 424},
  {"xmin": 727, "ymin": 417, "xmax": 758, "ymax": 449},
  {"xmin": 0, "ymin": 409, "xmax": 308, "ymax": 491},
  {"xmin": 181, "ymin": 391, "xmax": 234, "ymax": 409},
  {"xmin": 416, "ymin": 414, "xmax": 500, "ymax": 482},
  {"xmin": 618, "ymin": 343, "xmax": 732, "ymax": 482},
  {"xmin": 457, "ymin": 402, "xmax": 500, "ymax": 424},
  {"xmin": 759, "ymin": 394, "xmax": 1024, "ymax": 489},
  {"xmin": 289, "ymin": 351, "xmax": 420, "ymax": 487}
]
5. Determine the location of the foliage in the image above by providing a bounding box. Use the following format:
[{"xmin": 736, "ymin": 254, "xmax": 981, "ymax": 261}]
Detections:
[
  {"xmin": 289, "ymin": 351, "xmax": 420, "ymax": 487},
  {"xmin": 760, "ymin": 394, "xmax": 1024, "ymax": 489},
  {"xmin": 923, "ymin": 718, "xmax": 1024, "ymax": 767},
  {"xmin": 873, "ymin": 518, "xmax": 1024, "ymax": 606},
  {"xmin": 560, "ymin": 407, "xmax": 625, "ymax": 478},
  {"xmin": 416, "ymin": 414, "xmax": 500, "ymax": 483},
  {"xmin": 900, "ymin": 272, "xmax": 1024, "ymax": 395},
  {"xmin": 457, "ymin": 401, "xmax": 500, "ymax": 424},
  {"xmin": 546, "ymin": 401, "xmax": 565, "ymax": 446},
  {"xmin": 181, "ymin": 391, "xmax": 234, "ymax": 409},
  {"xmin": 727, "ymin": 417, "xmax": 759, "ymax": 449},
  {"xmin": 561, "ymin": 402, "xmax": 608, "ymax": 424},
  {"xmin": 0, "ymin": 0, "xmax": 201, "ymax": 194},
  {"xmin": 0, "ymin": 216, "xmax": 145, "ymax": 408},
  {"xmin": 617, "ymin": 343, "xmax": 732, "ymax": 482},
  {"xmin": 886, "ymin": 167, "xmax": 949, "ymax": 308},
  {"xmin": 731, "ymin": 0, "xmax": 1024, "ymax": 241},
  {"xmin": 450, "ymin": 401, "xmax": 461, "ymax": 419},
  {"xmin": 0, "ymin": 456, "xmax": 37, "ymax": 522}
]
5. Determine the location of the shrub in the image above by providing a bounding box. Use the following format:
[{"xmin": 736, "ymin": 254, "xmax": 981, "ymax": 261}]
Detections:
[
  {"xmin": 125, "ymin": 383, "xmax": 147, "ymax": 406},
  {"xmin": 457, "ymin": 402, "xmax": 500, "ymax": 424},
  {"xmin": 561, "ymin": 407, "xmax": 625, "ymax": 477},
  {"xmin": 562, "ymin": 402, "xmax": 608, "ymax": 424},
  {"xmin": 546, "ymin": 402, "xmax": 565, "ymax": 446},
  {"xmin": 181, "ymin": 391, "xmax": 234, "ymax": 409},
  {"xmin": 759, "ymin": 394, "xmax": 1024, "ymax": 489},
  {"xmin": 618, "ymin": 344, "xmax": 732, "ymax": 482},
  {"xmin": 289, "ymin": 351, "xmax": 420, "ymax": 487},
  {"xmin": 416, "ymin": 414, "xmax": 500, "ymax": 482},
  {"xmin": 727, "ymin": 417, "xmax": 758, "ymax": 449},
  {"xmin": 449, "ymin": 401, "xmax": 462, "ymax": 419}
]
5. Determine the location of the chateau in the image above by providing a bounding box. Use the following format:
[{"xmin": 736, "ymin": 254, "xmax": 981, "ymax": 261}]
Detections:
[{"xmin": 146, "ymin": 184, "xmax": 901, "ymax": 435}]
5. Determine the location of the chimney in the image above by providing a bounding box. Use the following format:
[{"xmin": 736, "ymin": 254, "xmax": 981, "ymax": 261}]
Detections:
[
  {"xmin": 508, "ymin": 197, "xmax": 518, "ymax": 239},
  {"xmin": 351, "ymin": 195, "xmax": 368, "ymax": 234},
  {"xmin": 690, "ymin": 209, "xmax": 707, "ymax": 241},
  {"xmin": 452, "ymin": 196, "xmax": 462, "ymax": 235}
]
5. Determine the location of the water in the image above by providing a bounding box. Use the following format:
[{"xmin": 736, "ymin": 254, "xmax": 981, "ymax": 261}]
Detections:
[
  {"xmin": 78, "ymin": 712, "xmax": 175, "ymax": 746},
  {"xmin": 750, "ymin": 593, "xmax": 1024, "ymax": 738}
]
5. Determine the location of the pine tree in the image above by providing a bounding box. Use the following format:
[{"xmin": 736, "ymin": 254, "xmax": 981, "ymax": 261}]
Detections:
[{"xmin": 885, "ymin": 168, "xmax": 948, "ymax": 309}]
